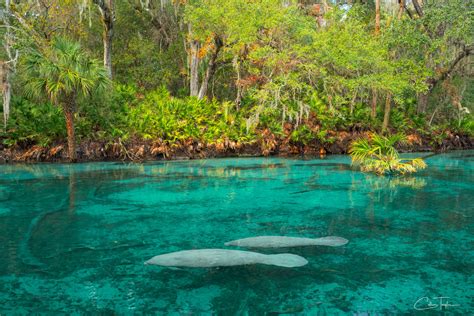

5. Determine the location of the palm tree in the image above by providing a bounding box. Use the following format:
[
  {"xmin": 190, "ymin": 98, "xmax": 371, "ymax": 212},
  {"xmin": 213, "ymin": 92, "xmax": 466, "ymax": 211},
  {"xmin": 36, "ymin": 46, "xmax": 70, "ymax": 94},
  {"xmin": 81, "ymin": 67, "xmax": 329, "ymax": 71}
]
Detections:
[
  {"xmin": 23, "ymin": 38, "xmax": 109, "ymax": 161},
  {"xmin": 349, "ymin": 133, "xmax": 427, "ymax": 175}
]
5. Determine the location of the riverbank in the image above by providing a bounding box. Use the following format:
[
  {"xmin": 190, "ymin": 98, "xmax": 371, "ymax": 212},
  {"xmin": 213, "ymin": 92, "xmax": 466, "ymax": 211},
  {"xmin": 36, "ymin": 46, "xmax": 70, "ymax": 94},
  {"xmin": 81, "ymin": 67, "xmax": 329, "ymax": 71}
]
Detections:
[{"xmin": 0, "ymin": 130, "xmax": 472, "ymax": 163}]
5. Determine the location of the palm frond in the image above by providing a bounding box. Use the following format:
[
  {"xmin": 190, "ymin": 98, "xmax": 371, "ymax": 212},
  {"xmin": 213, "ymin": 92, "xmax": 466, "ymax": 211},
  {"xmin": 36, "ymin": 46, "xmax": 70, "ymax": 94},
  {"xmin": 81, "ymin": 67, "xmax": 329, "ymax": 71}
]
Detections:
[
  {"xmin": 21, "ymin": 37, "xmax": 111, "ymax": 107},
  {"xmin": 349, "ymin": 133, "xmax": 427, "ymax": 176}
]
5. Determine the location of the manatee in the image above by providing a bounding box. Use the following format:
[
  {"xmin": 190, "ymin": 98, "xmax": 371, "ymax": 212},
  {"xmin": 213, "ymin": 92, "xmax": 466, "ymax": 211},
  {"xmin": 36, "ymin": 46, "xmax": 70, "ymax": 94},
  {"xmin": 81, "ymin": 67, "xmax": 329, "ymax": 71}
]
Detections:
[
  {"xmin": 144, "ymin": 249, "xmax": 308, "ymax": 268},
  {"xmin": 224, "ymin": 236, "xmax": 349, "ymax": 248}
]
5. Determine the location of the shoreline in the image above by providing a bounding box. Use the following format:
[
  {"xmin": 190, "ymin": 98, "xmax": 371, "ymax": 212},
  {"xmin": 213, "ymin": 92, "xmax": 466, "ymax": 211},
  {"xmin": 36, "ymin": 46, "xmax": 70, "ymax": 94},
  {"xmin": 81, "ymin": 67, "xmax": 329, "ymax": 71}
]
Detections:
[{"xmin": 1, "ymin": 131, "xmax": 472, "ymax": 164}]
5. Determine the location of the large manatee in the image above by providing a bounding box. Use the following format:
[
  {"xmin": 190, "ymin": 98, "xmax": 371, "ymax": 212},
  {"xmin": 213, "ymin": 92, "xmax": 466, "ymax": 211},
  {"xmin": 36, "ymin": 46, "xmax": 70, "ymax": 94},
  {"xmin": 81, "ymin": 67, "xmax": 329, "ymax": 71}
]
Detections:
[
  {"xmin": 145, "ymin": 249, "xmax": 308, "ymax": 268},
  {"xmin": 224, "ymin": 236, "xmax": 348, "ymax": 248}
]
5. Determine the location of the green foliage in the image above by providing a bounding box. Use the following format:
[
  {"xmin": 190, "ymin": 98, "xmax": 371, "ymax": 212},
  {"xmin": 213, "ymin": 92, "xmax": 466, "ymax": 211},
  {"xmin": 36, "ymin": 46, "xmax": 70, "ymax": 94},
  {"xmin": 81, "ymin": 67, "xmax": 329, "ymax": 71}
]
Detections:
[
  {"xmin": 22, "ymin": 38, "xmax": 109, "ymax": 106},
  {"xmin": 290, "ymin": 125, "xmax": 331, "ymax": 146},
  {"xmin": 458, "ymin": 119, "xmax": 474, "ymax": 136},
  {"xmin": 1, "ymin": 1, "xmax": 472, "ymax": 152},
  {"xmin": 1, "ymin": 97, "xmax": 65, "ymax": 147},
  {"xmin": 389, "ymin": 104, "xmax": 426, "ymax": 132},
  {"xmin": 349, "ymin": 133, "xmax": 427, "ymax": 175},
  {"xmin": 126, "ymin": 87, "xmax": 252, "ymax": 143},
  {"xmin": 112, "ymin": 1, "xmax": 184, "ymax": 91},
  {"xmin": 185, "ymin": 0, "xmax": 285, "ymax": 45},
  {"xmin": 290, "ymin": 125, "xmax": 313, "ymax": 145}
]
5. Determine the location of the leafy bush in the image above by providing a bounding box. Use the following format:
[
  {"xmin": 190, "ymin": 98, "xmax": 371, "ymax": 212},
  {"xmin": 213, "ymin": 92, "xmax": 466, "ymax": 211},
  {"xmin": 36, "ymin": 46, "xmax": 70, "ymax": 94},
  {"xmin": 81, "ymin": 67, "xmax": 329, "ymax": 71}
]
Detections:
[
  {"xmin": 2, "ymin": 97, "xmax": 65, "ymax": 147},
  {"xmin": 349, "ymin": 133, "xmax": 427, "ymax": 175},
  {"xmin": 290, "ymin": 125, "xmax": 314, "ymax": 145},
  {"xmin": 457, "ymin": 118, "xmax": 474, "ymax": 136},
  {"xmin": 126, "ymin": 87, "xmax": 252, "ymax": 143}
]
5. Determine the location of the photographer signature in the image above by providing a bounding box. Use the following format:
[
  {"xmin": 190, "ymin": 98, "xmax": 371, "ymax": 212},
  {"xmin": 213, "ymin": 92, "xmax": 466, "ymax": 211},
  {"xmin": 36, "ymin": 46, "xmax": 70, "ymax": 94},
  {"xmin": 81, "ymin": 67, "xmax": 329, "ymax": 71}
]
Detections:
[{"xmin": 413, "ymin": 296, "xmax": 460, "ymax": 311}]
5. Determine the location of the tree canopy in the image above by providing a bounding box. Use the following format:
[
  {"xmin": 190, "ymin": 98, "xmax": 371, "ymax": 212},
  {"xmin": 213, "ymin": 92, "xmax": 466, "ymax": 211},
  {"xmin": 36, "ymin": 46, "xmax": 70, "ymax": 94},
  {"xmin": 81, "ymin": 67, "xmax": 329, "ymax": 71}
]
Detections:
[{"xmin": 0, "ymin": 0, "xmax": 473, "ymax": 160}]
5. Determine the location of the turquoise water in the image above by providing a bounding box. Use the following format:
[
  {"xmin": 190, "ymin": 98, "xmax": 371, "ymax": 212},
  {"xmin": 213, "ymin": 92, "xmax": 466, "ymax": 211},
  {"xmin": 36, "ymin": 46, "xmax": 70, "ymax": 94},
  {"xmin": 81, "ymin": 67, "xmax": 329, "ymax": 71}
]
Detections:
[{"xmin": 0, "ymin": 152, "xmax": 473, "ymax": 314}]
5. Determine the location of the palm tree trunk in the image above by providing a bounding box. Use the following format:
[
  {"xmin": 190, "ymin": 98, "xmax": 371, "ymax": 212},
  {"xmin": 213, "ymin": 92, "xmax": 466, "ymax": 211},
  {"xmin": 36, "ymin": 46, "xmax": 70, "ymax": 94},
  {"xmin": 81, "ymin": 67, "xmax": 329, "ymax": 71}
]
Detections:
[
  {"xmin": 382, "ymin": 93, "xmax": 391, "ymax": 132},
  {"xmin": 64, "ymin": 107, "xmax": 76, "ymax": 162}
]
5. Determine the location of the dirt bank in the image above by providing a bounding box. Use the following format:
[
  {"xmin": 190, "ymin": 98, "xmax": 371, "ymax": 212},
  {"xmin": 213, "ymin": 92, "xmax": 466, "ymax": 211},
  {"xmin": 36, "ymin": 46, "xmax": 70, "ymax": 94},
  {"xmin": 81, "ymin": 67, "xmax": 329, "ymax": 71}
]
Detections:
[{"xmin": 0, "ymin": 130, "xmax": 472, "ymax": 163}]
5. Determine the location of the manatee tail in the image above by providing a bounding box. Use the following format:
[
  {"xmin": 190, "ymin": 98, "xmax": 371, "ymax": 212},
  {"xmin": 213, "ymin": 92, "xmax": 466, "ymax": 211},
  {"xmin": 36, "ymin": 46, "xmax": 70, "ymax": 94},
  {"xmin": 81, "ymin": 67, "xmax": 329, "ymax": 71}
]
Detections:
[
  {"xmin": 260, "ymin": 253, "xmax": 308, "ymax": 268},
  {"xmin": 312, "ymin": 236, "xmax": 349, "ymax": 247}
]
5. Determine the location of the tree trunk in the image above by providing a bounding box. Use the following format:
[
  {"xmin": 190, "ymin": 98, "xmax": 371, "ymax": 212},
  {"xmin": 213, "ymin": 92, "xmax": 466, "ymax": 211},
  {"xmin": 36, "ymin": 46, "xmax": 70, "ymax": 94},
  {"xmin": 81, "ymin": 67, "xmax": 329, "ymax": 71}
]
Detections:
[
  {"xmin": 103, "ymin": 27, "xmax": 113, "ymax": 79},
  {"xmin": 198, "ymin": 36, "xmax": 223, "ymax": 100},
  {"xmin": 417, "ymin": 46, "xmax": 472, "ymax": 114},
  {"xmin": 1, "ymin": 62, "xmax": 11, "ymax": 130},
  {"xmin": 433, "ymin": 46, "xmax": 472, "ymax": 87},
  {"xmin": 398, "ymin": 0, "xmax": 405, "ymax": 19},
  {"xmin": 422, "ymin": 48, "xmax": 470, "ymax": 122},
  {"xmin": 2, "ymin": 0, "xmax": 16, "ymax": 130},
  {"xmin": 64, "ymin": 107, "xmax": 77, "ymax": 162},
  {"xmin": 417, "ymin": 92, "xmax": 429, "ymax": 114},
  {"xmin": 95, "ymin": 0, "xmax": 114, "ymax": 79},
  {"xmin": 375, "ymin": 0, "xmax": 380, "ymax": 35},
  {"xmin": 234, "ymin": 58, "xmax": 242, "ymax": 109},
  {"xmin": 350, "ymin": 91, "xmax": 357, "ymax": 115},
  {"xmin": 382, "ymin": 93, "xmax": 391, "ymax": 131},
  {"xmin": 371, "ymin": 89, "xmax": 377, "ymax": 119},
  {"xmin": 189, "ymin": 39, "xmax": 200, "ymax": 97},
  {"xmin": 412, "ymin": 0, "xmax": 423, "ymax": 17}
]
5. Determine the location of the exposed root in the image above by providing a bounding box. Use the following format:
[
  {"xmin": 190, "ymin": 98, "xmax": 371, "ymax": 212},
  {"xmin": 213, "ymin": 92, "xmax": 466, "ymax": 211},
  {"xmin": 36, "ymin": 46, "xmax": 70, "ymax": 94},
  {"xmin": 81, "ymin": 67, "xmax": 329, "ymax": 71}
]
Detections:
[{"xmin": 1, "ymin": 131, "xmax": 472, "ymax": 163}]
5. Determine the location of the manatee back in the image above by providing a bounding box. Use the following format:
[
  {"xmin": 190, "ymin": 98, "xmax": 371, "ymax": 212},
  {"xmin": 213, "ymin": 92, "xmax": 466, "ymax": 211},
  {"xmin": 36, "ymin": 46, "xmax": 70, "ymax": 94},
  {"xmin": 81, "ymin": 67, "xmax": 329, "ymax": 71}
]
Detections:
[
  {"xmin": 225, "ymin": 236, "xmax": 349, "ymax": 248},
  {"xmin": 260, "ymin": 253, "xmax": 308, "ymax": 267},
  {"xmin": 312, "ymin": 236, "xmax": 349, "ymax": 247},
  {"xmin": 145, "ymin": 249, "xmax": 267, "ymax": 267},
  {"xmin": 225, "ymin": 236, "xmax": 317, "ymax": 248}
]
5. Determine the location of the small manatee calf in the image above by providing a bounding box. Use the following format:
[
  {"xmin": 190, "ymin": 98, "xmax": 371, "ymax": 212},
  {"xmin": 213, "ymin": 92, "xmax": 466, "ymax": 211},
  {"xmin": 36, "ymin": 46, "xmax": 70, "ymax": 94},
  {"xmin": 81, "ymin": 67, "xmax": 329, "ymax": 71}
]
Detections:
[
  {"xmin": 224, "ymin": 236, "xmax": 349, "ymax": 248},
  {"xmin": 144, "ymin": 249, "xmax": 308, "ymax": 268}
]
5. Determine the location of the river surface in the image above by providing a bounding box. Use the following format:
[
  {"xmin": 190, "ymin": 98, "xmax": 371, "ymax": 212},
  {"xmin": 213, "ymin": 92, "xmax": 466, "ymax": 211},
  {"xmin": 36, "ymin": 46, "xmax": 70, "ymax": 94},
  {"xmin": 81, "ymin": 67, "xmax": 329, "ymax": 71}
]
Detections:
[{"xmin": 0, "ymin": 152, "xmax": 473, "ymax": 314}]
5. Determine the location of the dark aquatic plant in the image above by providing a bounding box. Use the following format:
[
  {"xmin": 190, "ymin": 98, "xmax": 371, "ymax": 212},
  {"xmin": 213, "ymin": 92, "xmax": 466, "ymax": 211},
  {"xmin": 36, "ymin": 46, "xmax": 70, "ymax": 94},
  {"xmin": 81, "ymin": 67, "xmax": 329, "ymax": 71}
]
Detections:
[{"xmin": 349, "ymin": 133, "xmax": 427, "ymax": 175}]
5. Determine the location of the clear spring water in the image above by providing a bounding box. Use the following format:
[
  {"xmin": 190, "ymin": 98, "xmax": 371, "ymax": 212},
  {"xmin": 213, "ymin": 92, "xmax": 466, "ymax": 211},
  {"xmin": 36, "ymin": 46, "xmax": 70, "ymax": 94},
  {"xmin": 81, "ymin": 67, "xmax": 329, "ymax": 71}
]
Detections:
[{"xmin": 0, "ymin": 152, "xmax": 473, "ymax": 314}]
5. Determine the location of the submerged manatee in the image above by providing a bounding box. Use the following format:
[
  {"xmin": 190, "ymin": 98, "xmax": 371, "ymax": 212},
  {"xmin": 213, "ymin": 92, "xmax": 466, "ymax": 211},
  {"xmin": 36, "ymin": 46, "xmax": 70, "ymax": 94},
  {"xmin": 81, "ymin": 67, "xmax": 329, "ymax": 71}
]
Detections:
[
  {"xmin": 145, "ymin": 249, "xmax": 308, "ymax": 268},
  {"xmin": 224, "ymin": 236, "xmax": 349, "ymax": 248}
]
